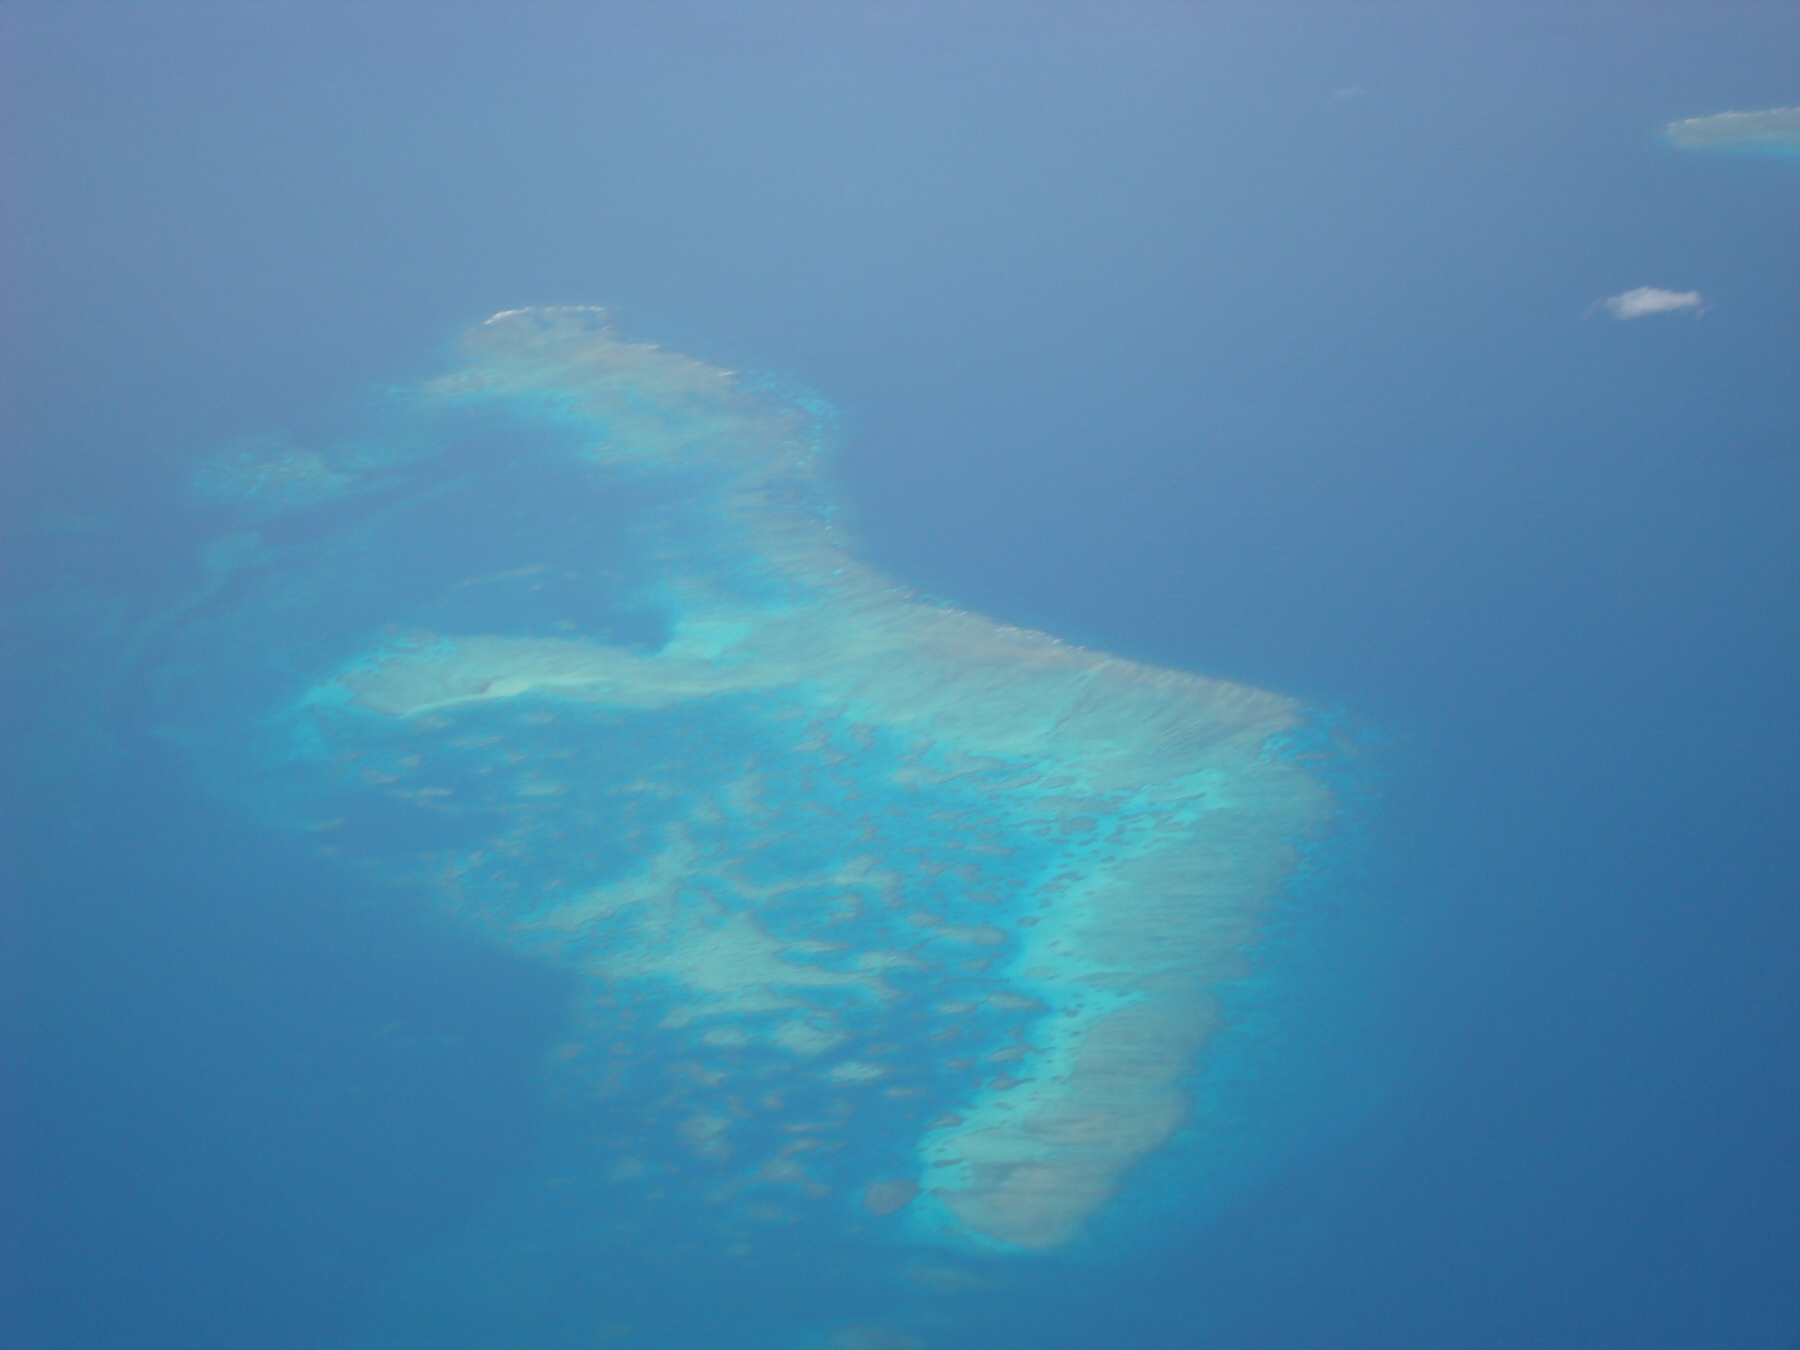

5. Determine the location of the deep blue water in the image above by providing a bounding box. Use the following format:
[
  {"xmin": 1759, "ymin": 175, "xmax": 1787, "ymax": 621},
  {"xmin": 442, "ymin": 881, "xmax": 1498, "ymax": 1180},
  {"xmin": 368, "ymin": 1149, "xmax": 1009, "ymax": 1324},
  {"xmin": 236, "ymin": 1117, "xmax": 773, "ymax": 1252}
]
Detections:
[{"xmin": 3, "ymin": 5, "xmax": 1797, "ymax": 1349}]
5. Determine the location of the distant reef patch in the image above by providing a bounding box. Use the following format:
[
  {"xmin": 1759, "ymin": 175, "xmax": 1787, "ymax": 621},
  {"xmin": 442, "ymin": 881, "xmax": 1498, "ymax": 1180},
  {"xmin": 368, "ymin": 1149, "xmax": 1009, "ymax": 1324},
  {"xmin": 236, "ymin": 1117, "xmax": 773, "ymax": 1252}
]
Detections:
[{"xmin": 1665, "ymin": 107, "xmax": 1800, "ymax": 154}]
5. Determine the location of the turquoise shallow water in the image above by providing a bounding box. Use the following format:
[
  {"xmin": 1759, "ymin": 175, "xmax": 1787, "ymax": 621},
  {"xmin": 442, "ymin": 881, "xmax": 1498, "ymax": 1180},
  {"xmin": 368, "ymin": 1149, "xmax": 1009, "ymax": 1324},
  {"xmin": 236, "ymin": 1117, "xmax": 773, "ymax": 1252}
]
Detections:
[{"xmin": 124, "ymin": 310, "xmax": 1375, "ymax": 1347}]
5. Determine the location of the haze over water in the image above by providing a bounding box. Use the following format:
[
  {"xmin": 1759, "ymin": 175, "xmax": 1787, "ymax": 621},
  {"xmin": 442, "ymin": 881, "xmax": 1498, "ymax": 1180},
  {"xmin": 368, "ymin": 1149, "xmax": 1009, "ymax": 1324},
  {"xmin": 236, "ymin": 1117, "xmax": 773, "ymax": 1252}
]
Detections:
[{"xmin": 3, "ymin": 6, "xmax": 1797, "ymax": 1350}]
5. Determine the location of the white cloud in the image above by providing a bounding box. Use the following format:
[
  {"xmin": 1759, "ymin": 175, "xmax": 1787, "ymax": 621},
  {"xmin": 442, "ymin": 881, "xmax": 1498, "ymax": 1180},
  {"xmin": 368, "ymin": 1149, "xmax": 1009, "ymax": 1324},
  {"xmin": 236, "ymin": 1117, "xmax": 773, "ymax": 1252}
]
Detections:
[{"xmin": 1595, "ymin": 287, "xmax": 1705, "ymax": 320}]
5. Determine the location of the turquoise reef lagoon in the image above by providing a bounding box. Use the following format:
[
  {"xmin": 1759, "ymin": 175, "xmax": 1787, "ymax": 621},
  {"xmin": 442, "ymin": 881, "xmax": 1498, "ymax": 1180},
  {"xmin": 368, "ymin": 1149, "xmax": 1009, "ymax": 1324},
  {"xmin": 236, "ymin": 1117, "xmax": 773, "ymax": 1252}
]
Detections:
[{"xmin": 140, "ymin": 309, "xmax": 1368, "ymax": 1347}]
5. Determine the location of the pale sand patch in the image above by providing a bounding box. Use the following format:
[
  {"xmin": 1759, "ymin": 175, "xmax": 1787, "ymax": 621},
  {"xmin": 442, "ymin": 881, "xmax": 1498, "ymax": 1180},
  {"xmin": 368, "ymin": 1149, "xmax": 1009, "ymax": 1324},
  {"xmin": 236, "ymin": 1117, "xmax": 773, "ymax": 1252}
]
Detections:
[
  {"xmin": 861, "ymin": 1179, "xmax": 921, "ymax": 1216},
  {"xmin": 774, "ymin": 1021, "xmax": 849, "ymax": 1056},
  {"xmin": 826, "ymin": 1061, "xmax": 890, "ymax": 1085}
]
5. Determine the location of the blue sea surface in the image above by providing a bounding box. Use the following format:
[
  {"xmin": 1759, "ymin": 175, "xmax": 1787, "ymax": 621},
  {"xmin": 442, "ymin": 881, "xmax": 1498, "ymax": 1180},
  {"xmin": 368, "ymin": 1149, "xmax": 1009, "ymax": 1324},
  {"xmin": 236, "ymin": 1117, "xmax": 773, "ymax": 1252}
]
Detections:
[{"xmin": 3, "ymin": 6, "xmax": 1796, "ymax": 1350}]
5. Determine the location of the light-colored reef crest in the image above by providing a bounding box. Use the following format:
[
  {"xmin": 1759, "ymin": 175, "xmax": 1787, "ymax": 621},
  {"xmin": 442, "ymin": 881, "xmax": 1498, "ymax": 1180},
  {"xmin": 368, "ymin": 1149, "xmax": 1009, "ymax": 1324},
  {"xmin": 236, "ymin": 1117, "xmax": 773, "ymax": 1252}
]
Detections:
[
  {"xmin": 222, "ymin": 309, "xmax": 1334, "ymax": 1253},
  {"xmin": 1665, "ymin": 107, "xmax": 1800, "ymax": 154}
]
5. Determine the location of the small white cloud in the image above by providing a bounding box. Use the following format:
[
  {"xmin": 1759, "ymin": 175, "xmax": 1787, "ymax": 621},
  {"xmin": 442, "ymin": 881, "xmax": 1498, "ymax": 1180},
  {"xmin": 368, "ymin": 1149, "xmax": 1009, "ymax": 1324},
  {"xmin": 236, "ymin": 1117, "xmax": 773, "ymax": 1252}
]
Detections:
[{"xmin": 1594, "ymin": 287, "xmax": 1705, "ymax": 320}]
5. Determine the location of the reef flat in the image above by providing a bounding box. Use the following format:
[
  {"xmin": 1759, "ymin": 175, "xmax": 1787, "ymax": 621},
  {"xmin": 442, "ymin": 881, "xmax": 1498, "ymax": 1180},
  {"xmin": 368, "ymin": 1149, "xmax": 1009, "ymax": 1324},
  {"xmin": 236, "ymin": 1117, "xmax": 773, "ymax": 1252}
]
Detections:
[{"xmin": 174, "ymin": 309, "xmax": 1338, "ymax": 1255}]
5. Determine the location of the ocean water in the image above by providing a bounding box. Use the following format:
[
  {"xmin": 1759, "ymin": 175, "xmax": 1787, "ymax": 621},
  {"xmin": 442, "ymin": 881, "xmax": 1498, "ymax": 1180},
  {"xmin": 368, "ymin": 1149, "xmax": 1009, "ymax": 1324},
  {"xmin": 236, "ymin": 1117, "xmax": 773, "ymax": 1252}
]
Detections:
[{"xmin": 3, "ymin": 6, "xmax": 1796, "ymax": 1350}]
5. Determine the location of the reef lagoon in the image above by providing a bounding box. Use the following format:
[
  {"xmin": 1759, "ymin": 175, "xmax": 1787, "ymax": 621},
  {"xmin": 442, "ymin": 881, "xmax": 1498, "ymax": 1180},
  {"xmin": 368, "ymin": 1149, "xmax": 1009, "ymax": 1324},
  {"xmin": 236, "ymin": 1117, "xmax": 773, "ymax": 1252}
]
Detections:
[{"xmin": 128, "ymin": 308, "xmax": 1366, "ymax": 1346}]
